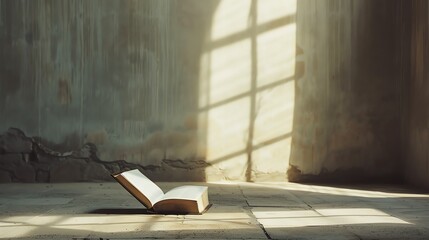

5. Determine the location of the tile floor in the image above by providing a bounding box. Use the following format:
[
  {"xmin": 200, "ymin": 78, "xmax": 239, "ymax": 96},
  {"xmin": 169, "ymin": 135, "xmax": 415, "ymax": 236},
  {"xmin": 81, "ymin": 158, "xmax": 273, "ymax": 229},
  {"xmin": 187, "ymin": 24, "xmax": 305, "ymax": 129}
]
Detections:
[{"xmin": 0, "ymin": 182, "xmax": 429, "ymax": 239}]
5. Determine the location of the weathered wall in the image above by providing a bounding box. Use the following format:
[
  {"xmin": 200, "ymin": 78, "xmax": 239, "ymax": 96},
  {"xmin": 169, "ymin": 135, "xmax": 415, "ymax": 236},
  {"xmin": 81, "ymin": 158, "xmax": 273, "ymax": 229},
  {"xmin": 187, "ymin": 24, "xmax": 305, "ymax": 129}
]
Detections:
[
  {"xmin": 404, "ymin": 0, "xmax": 429, "ymax": 188},
  {"xmin": 0, "ymin": 0, "xmax": 410, "ymax": 183},
  {"xmin": 0, "ymin": 0, "xmax": 301, "ymax": 182},
  {"xmin": 288, "ymin": 0, "xmax": 403, "ymax": 182},
  {"xmin": 0, "ymin": 0, "xmax": 221, "ymax": 181}
]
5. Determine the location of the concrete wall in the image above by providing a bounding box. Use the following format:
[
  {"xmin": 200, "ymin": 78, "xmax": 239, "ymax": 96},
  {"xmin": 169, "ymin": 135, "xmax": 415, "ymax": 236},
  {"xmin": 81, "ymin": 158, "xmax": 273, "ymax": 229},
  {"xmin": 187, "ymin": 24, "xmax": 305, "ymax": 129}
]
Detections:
[
  {"xmin": 404, "ymin": 0, "xmax": 429, "ymax": 188},
  {"xmin": 0, "ymin": 0, "xmax": 409, "ymax": 183},
  {"xmin": 288, "ymin": 0, "xmax": 403, "ymax": 182},
  {"xmin": 0, "ymin": 0, "xmax": 218, "ymax": 181},
  {"xmin": 0, "ymin": 0, "xmax": 301, "ymax": 182}
]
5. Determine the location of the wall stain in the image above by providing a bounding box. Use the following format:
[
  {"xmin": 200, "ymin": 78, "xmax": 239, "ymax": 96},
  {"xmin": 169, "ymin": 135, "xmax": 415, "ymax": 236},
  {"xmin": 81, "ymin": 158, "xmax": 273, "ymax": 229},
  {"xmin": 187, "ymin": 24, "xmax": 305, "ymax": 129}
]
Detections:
[{"xmin": 57, "ymin": 79, "xmax": 72, "ymax": 105}]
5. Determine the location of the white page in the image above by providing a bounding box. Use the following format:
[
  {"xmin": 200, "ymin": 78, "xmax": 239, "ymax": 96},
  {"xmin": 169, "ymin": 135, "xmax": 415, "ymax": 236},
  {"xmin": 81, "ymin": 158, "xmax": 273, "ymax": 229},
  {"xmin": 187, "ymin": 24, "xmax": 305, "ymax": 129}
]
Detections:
[
  {"xmin": 162, "ymin": 185, "xmax": 207, "ymax": 201},
  {"xmin": 121, "ymin": 169, "xmax": 164, "ymax": 206}
]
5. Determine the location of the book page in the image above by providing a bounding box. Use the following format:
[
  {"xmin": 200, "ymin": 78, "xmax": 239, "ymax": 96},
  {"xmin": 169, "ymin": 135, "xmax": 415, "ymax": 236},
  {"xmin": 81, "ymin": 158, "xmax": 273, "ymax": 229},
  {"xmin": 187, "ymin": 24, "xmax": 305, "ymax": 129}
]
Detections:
[
  {"xmin": 162, "ymin": 185, "xmax": 207, "ymax": 201},
  {"xmin": 121, "ymin": 169, "xmax": 164, "ymax": 206}
]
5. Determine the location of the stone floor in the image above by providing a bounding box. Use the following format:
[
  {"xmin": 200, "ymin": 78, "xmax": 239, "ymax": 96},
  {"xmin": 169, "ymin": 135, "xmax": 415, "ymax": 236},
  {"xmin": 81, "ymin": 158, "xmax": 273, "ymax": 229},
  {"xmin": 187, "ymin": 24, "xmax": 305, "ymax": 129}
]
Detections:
[{"xmin": 1, "ymin": 182, "xmax": 429, "ymax": 239}]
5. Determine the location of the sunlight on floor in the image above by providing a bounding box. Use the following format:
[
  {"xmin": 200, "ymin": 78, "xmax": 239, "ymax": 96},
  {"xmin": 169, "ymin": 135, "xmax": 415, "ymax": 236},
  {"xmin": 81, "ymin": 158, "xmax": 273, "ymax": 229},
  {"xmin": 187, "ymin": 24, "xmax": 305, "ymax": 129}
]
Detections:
[
  {"xmin": 252, "ymin": 207, "xmax": 410, "ymax": 228},
  {"xmin": 1, "ymin": 182, "xmax": 427, "ymax": 239},
  {"xmin": 243, "ymin": 182, "xmax": 429, "ymax": 198},
  {"xmin": 0, "ymin": 208, "xmax": 410, "ymax": 238}
]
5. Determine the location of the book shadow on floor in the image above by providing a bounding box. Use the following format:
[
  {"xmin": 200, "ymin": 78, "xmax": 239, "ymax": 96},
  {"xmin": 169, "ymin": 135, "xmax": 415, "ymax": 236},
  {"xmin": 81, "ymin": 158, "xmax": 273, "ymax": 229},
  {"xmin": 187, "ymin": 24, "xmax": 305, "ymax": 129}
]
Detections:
[
  {"xmin": 87, "ymin": 204, "xmax": 213, "ymax": 215},
  {"xmin": 87, "ymin": 208, "xmax": 156, "ymax": 215}
]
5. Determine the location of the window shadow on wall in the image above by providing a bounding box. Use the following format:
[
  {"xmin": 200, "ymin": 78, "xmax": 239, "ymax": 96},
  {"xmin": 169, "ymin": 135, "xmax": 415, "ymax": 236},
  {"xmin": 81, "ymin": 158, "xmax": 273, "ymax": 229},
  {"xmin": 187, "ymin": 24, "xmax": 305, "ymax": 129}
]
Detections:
[
  {"xmin": 0, "ymin": 0, "xmax": 301, "ymax": 183},
  {"xmin": 199, "ymin": 0, "xmax": 297, "ymax": 182}
]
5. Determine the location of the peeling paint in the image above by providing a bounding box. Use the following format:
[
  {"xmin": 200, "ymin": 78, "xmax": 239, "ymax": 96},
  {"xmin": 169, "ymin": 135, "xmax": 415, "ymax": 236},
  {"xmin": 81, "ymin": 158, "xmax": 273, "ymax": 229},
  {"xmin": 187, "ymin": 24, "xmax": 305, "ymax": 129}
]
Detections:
[{"xmin": 0, "ymin": 127, "xmax": 208, "ymax": 182}]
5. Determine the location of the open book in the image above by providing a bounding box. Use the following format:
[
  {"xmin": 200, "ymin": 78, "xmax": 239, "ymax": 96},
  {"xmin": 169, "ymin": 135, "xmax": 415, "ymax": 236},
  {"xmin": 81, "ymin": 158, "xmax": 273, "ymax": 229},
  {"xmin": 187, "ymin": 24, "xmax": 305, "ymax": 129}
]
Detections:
[{"xmin": 112, "ymin": 169, "xmax": 210, "ymax": 214}]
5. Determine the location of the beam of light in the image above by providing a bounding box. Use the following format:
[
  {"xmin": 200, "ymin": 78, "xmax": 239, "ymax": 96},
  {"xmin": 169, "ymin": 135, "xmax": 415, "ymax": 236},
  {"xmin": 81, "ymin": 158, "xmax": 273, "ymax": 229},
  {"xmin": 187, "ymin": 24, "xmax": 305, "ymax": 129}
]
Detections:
[
  {"xmin": 256, "ymin": 24, "xmax": 296, "ymax": 88},
  {"xmin": 205, "ymin": 97, "xmax": 250, "ymax": 162},
  {"xmin": 210, "ymin": 0, "xmax": 252, "ymax": 41},
  {"xmin": 0, "ymin": 207, "xmax": 411, "ymax": 238},
  {"xmin": 205, "ymin": 39, "xmax": 252, "ymax": 106},
  {"xmin": 241, "ymin": 182, "xmax": 429, "ymax": 198},
  {"xmin": 252, "ymin": 208, "xmax": 410, "ymax": 228},
  {"xmin": 200, "ymin": 0, "xmax": 297, "ymax": 181},
  {"xmin": 0, "ymin": 215, "xmax": 63, "ymax": 238},
  {"xmin": 0, "ymin": 213, "xmax": 255, "ymax": 238}
]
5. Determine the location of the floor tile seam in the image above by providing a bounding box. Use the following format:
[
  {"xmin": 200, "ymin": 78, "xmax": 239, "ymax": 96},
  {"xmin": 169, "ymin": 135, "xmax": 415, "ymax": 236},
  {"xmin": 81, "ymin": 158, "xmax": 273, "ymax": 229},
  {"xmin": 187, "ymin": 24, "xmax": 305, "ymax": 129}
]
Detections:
[{"xmin": 238, "ymin": 186, "xmax": 272, "ymax": 240}]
